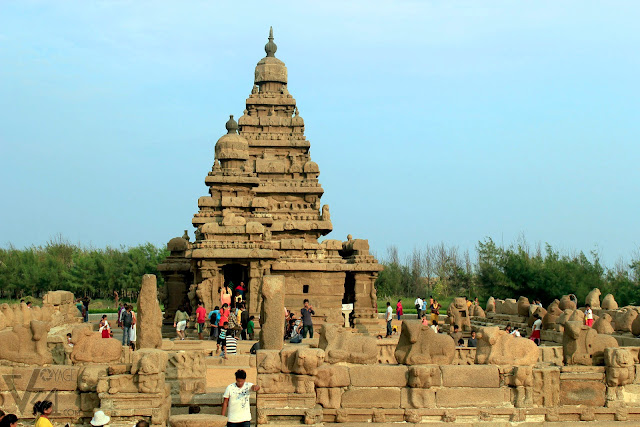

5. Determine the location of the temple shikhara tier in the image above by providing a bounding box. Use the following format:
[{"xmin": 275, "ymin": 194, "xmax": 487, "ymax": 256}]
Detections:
[{"xmin": 158, "ymin": 28, "xmax": 383, "ymax": 333}]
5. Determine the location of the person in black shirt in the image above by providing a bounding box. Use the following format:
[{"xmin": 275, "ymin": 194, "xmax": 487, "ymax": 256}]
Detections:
[
  {"xmin": 467, "ymin": 330, "xmax": 478, "ymax": 347},
  {"xmin": 300, "ymin": 299, "xmax": 315, "ymax": 338}
]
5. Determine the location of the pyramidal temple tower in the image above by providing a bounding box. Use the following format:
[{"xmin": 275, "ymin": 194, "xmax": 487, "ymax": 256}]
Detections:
[{"xmin": 159, "ymin": 28, "xmax": 382, "ymax": 333}]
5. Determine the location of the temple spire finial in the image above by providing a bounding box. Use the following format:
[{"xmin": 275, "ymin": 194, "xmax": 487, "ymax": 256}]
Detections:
[
  {"xmin": 225, "ymin": 115, "xmax": 238, "ymax": 134},
  {"xmin": 265, "ymin": 26, "xmax": 277, "ymax": 57}
]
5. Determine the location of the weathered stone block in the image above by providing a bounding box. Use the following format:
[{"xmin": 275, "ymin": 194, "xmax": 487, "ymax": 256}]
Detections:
[
  {"xmin": 315, "ymin": 365, "xmax": 350, "ymax": 388},
  {"xmin": 8, "ymin": 366, "xmax": 80, "ymax": 391},
  {"xmin": 401, "ymin": 388, "xmax": 436, "ymax": 409},
  {"xmin": 441, "ymin": 365, "xmax": 499, "ymax": 388},
  {"xmin": 407, "ymin": 365, "xmax": 441, "ymax": 388},
  {"xmin": 78, "ymin": 366, "xmax": 109, "ymax": 392},
  {"xmin": 341, "ymin": 388, "xmax": 401, "ymax": 408},
  {"xmin": 42, "ymin": 290, "xmax": 75, "ymax": 306},
  {"xmin": 349, "ymin": 365, "xmax": 408, "ymax": 387},
  {"xmin": 256, "ymin": 350, "xmax": 281, "ymax": 374},
  {"xmin": 533, "ymin": 368, "xmax": 560, "ymax": 407},
  {"xmin": 290, "ymin": 348, "xmax": 325, "ymax": 376},
  {"xmin": 559, "ymin": 380, "xmax": 606, "ymax": 406},
  {"xmin": 435, "ymin": 388, "xmax": 509, "ymax": 408},
  {"xmin": 316, "ymin": 387, "xmax": 343, "ymax": 409},
  {"xmin": 169, "ymin": 414, "xmax": 228, "ymax": 427}
]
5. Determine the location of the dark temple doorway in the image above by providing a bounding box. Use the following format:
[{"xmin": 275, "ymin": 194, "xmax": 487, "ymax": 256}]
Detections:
[
  {"xmin": 343, "ymin": 273, "xmax": 356, "ymax": 304},
  {"xmin": 222, "ymin": 264, "xmax": 248, "ymax": 309}
]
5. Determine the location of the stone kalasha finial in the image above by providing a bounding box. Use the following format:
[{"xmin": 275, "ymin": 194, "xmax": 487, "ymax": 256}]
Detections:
[
  {"xmin": 225, "ymin": 115, "xmax": 238, "ymax": 134},
  {"xmin": 265, "ymin": 26, "xmax": 277, "ymax": 57}
]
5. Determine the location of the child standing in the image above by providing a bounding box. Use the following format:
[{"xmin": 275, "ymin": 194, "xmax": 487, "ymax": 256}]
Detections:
[
  {"xmin": 585, "ymin": 304, "xmax": 594, "ymax": 327},
  {"xmin": 218, "ymin": 322, "xmax": 228, "ymax": 356},
  {"xmin": 247, "ymin": 316, "xmax": 255, "ymax": 340}
]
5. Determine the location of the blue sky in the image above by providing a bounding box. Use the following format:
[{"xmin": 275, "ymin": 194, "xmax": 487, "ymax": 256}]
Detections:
[{"xmin": 1, "ymin": 1, "xmax": 639, "ymax": 267}]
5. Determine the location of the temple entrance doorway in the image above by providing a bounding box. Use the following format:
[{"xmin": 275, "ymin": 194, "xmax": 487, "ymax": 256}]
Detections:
[
  {"xmin": 343, "ymin": 273, "xmax": 356, "ymax": 304},
  {"xmin": 222, "ymin": 263, "xmax": 248, "ymax": 309},
  {"xmin": 342, "ymin": 273, "xmax": 356, "ymax": 327}
]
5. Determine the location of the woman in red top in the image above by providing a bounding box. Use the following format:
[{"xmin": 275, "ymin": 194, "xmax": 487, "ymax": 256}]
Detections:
[
  {"xmin": 396, "ymin": 299, "xmax": 403, "ymax": 320},
  {"xmin": 219, "ymin": 303, "xmax": 230, "ymax": 329}
]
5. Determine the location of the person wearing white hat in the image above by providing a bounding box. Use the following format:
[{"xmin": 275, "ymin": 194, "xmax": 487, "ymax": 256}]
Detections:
[{"xmin": 90, "ymin": 411, "xmax": 110, "ymax": 427}]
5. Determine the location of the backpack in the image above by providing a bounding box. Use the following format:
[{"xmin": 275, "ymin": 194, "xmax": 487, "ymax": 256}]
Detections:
[{"xmin": 122, "ymin": 311, "xmax": 133, "ymax": 328}]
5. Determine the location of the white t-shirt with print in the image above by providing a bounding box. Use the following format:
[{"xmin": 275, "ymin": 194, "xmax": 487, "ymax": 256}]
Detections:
[
  {"xmin": 386, "ymin": 306, "xmax": 393, "ymax": 321},
  {"xmin": 224, "ymin": 382, "xmax": 253, "ymax": 423}
]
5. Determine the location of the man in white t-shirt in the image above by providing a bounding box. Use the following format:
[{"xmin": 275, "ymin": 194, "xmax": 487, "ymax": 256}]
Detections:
[
  {"xmin": 385, "ymin": 302, "xmax": 393, "ymax": 337},
  {"xmin": 222, "ymin": 369, "xmax": 260, "ymax": 427},
  {"xmin": 414, "ymin": 297, "xmax": 423, "ymax": 319}
]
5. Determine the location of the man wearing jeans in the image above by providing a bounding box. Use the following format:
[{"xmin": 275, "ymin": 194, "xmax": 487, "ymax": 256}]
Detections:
[
  {"xmin": 121, "ymin": 304, "xmax": 133, "ymax": 346},
  {"xmin": 300, "ymin": 299, "xmax": 315, "ymax": 339},
  {"xmin": 386, "ymin": 301, "xmax": 393, "ymax": 337}
]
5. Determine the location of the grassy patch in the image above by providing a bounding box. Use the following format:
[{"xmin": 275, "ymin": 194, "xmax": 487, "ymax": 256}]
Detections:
[{"xmin": 377, "ymin": 296, "xmax": 455, "ymax": 314}]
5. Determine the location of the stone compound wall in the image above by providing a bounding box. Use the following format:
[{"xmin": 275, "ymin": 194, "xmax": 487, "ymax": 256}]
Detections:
[{"xmin": 255, "ymin": 345, "xmax": 640, "ymax": 424}]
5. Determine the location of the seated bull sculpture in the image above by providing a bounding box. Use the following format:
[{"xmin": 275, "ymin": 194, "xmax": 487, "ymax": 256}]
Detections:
[
  {"xmin": 563, "ymin": 320, "xmax": 618, "ymax": 366},
  {"xmin": 0, "ymin": 320, "xmax": 52, "ymax": 365},
  {"xmin": 318, "ymin": 323, "xmax": 377, "ymax": 364},
  {"xmin": 475, "ymin": 326, "xmax": 539, "ymax": 366},
  {"xmin": 71, "ymin": 326, "xmax": 122, "ymax": 364},
  {"xmin": 395, "ymin": 321, "xmax": 455, "ymax": 365}
]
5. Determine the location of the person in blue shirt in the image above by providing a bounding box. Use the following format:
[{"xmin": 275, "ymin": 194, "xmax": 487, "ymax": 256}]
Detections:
[{"xmin": 209, "ymin": 306, "xmax": 220, "ymax": 340}]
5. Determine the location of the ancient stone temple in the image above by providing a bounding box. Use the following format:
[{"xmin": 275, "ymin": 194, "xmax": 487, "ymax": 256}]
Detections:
[{"xmin": 159, "ymin": 28, "xmax": 382, "ymax": 332}]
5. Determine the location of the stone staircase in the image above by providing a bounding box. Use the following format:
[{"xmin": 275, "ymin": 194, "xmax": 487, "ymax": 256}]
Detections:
[{"xmin": 168, "ymin": 339, "xmax": 258, "ymax": 422}]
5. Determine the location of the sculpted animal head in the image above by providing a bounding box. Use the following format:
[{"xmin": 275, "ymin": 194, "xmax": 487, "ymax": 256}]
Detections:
[
  {"xmin": 564, "ymin": 321, "xmax": 583, "ymax": 340},
  {"xmin": 402, "ymin": 321, "xmax": 423, "ymax": 344},
  {"xmin": 29, "ymin": 320, "xmax": 50, "ymax": 340},
  {"xmin": 477, "ymin": 326, "xmax": 501, "ymax": 345}
]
